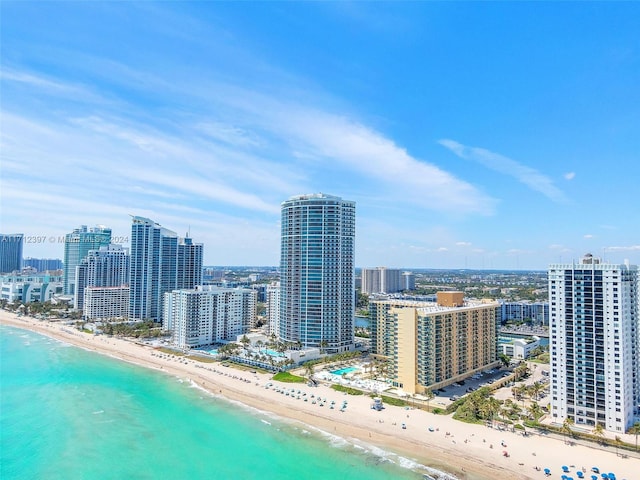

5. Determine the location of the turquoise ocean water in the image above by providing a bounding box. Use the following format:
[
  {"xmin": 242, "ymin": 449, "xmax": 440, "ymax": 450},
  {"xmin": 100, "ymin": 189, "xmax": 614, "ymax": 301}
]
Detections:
[{"xmin": 0, "ymin": 326, "xmax": 437, "ymax": 480}]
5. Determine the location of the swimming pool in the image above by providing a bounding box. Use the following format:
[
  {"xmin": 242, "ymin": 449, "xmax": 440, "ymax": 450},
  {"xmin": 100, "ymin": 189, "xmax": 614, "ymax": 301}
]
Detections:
[
  {"xmin": 260, "ymin": 348, "xmax": 285, "ymax": 358},
  {"xmin": 331, "ymin": 366, "xmax": 359, "ymax": 376}
]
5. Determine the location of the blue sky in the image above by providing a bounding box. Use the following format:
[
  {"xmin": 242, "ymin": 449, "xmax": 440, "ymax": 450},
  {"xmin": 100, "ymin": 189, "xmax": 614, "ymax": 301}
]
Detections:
[{"xmin": 1, "ymin": 2, "xmax": 638, "ymax": 269}]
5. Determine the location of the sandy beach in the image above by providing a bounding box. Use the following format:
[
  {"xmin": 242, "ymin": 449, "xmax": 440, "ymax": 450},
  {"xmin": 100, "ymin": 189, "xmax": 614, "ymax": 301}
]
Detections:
[{"xmin": 2, "ymin": 310, "xmax": 638, "ymax": 480}]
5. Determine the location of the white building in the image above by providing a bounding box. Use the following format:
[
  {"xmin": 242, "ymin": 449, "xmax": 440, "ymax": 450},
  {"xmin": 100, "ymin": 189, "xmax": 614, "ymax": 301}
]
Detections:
[
  {"xmin": 84, "ymin": 286, "xmax": 130, "ymax": 321},
  {"xmin": 279, "ymin": 193, "xmax": 356, "ymax": 353},
  {"xmin": 163, "ymin": 286, "xmax": 257, "ymax": 349},
  {"xmin": 74, "ymin": 244, "xmax": 129, "ymax": 310},
  {"xmin": 549, "ymin": 254, "xmax": 639, "ymax": 433},
  {"xmin": 361, "ymin": 267, "xmax": 403, "ymax": 294},
  {"xmin": 499, "ymin": 335, "xmax": 542, "ymax": 360},
  {"xmin": 266, "ymin": 282, "xmax": 280, "ymax": 338},
  {"xmin": 0, "ymin": 273, "xmax": 63, "ymax": 303}
]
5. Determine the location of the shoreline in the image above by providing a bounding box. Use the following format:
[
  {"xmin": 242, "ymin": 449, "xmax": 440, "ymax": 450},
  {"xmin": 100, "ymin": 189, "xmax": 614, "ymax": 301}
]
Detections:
[{"xmin": 2, "ymin": 311, "xmax": 637, "ymax": 480}]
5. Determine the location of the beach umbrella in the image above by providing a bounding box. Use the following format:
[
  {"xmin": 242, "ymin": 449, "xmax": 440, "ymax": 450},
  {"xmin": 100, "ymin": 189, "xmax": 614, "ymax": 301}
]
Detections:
[
  {"xmin": 590, "ymin": 476, "xmax": 597, "ymax": 480},
  {"xmin": 577, "ymin": 472, "xmax": 584, "ymax": 479},
  {"xmin": 592, "ymin": 467, "xmax": 600, "ymax": 473},
  {"xmin": 607, "ymin": 474, "xmax": 615, "ymax": 480},
  {"xmin": 563, "ymin": 466, "xmax": 570, "ymax": 472},
  {"xmin": 543, "ymin": 467, "xmax": 551, "ymax": 475},
  {"xmin": 601, "ymin": 474, "xmax": 608, "ymax": 479}
]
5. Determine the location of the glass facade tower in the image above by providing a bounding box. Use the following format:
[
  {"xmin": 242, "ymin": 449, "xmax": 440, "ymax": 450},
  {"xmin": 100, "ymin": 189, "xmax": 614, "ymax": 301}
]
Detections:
[
  {"xmin": 63, "ymin": 226, "xmax": 112, "ymax": 295},
  {"xmin": 129, "ymin": 216, "xmax": 203, "ymax": 321},
  {"xmin": 279, "ymin": 193, "xmax": 355, "ymax": 353}
]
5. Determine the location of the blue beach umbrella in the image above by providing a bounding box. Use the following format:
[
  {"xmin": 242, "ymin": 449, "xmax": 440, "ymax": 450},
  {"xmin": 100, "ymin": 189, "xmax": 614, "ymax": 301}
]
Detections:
[
  {"xmin": 577, "ymin": 472, "xmax": 584, "ymax": 479},
  {"xmin": 607, "ymin": 474, "xmax": 615, "ymax": 480},
  {"xmin": 591, "ymin": 467, "xmax": 600, "ymax": 473},
  {"xmin": 590, "ymin": 476, "xmax": 598, "ymax": 480},
  {"xmin": 544, "ymin": 467, "xmax": 551, "ymax": 475},
  {"xmin": 601, "ymin": 474, "xmax": 608, "ymax": 479},
  {"xmin": 563, "ymin": 466, "xmax": 570, "ymax": 472}
]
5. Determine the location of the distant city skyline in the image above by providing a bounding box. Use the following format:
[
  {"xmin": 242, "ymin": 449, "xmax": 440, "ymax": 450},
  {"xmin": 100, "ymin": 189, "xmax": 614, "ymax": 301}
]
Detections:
[{"xmin": 2, "ymin": 3, "xmax": 639, "ymax": 269}]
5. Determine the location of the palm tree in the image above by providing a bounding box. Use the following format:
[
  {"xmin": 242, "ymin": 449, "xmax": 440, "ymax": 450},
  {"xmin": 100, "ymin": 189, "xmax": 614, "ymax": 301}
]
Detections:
[
  {"xmin": 529, "ymin": 382, "xmax": 544, "ymax": 401},
  {"xmin": 628, "ymin": 422, "xmax": 640, "ymax": 452},
  {"xmin": 423, "ymin": 389, "xmax": 435, "ymax": 413},
  {"xmin": 304, "ymin": 362, "xmax": 315, "ymax": 380},
  {"xmin": 592, "ymin": 423, "xmax": 605, "ymax": 445},
  {"xmin": 614, "ymin": 435, "xmax": 623, "ymax": 457},
  {"xmin": 562, "ymin": 417, "xmax": 574, "ymax": 445},
  {"xmin": 527, "ymin": 401, "xmax": 543, "ymax": 423}
]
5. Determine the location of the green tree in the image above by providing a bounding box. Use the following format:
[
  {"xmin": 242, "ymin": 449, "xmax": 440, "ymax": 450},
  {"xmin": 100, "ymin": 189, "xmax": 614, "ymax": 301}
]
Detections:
[
  {"xmin": 592, "ymin": 423, "xmax": 605, "ymax": 445},
  {"xmin": 562, "ymin": 417, "xmax": 574, "ymax": 445},
  {"xmin": 614, "ymin": 435, "xmax": 623, "ymax": 457},
  {"xmin": 498, "ymin": 353, "xmax": 510, "ymax": 368},
  {"xmin": 423, "ymin": 389, "xmax": 435, "ymax": 412},
  {"xmin": 628, "ymin": 422, "xmax": 640, "ymax": 452}
]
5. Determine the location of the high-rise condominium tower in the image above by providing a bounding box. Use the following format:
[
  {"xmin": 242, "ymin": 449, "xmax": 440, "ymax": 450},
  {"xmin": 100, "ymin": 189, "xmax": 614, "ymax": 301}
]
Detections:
[
  {"xmin": 549, "ymin": 254, "xmax": 639, "ymax": 433},
  {"xmin": 74, "ymin": 244, "xmax": 130, "ymax": 310},
  {"xmin": 361, "ymin": 267, "xmax": 403, "ymax": 294},
  {"xmin": 63, "ymin": 226, "xmax": 112, "ymax": 295},
  {"xmin": 0, "ymin": 234, "xmax": 24, "ymax": 274},
  {"xmin": 279, "ymin": 193, "xmax": 355, "ymax": 353},
  {"xmin": 129, "ymin": 216, "xmax": 203, "ymax": 321}
]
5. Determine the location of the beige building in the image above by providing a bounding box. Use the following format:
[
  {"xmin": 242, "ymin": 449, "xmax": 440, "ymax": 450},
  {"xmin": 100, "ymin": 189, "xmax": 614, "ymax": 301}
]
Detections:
[{"xmin": 369, "ymin": 292, "xmax": 499, "ymax": 394}]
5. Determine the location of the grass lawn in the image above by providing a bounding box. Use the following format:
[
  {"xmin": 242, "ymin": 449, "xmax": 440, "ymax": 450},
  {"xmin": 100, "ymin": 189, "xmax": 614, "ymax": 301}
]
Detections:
[{"xmin": 273, "ymin": 371, "xmax": 306, "ymax": 383}]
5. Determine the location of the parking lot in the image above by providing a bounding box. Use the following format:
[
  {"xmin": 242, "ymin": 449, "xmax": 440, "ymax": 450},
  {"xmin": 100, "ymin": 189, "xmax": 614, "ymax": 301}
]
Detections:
[{"xmin": 432, "ymin": 367, "xmax": 513, "ymax": 407}]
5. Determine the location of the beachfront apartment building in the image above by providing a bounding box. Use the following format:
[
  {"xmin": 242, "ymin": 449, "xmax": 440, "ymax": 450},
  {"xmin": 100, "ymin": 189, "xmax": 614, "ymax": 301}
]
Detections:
[
  {"xmin": 74, "ymin": 244, "xmax": 130, "ymax": 311},
  {"xmin": 129, "ymin": 216, "xmax": 203, "ymax": 322},
  {"xmin": 279, "ymin": 193, "xmax": 355, "ymax": 354},
  {"xmin": 63, "ymin": 225, "xmax": 112, "ymax": 296},
  {"xmin": 361, "ymin": 267, "xmax": 403, "ymax": 294},
  {"xmin": 369, "ymin": 292, "xmax": 500, "ymax": 394},
  {"xmin": 266, "ymin": 282, "xmax": 280, "ymax": 338},
  {"xmin": 0, "ymin": 273, "xmax": 63, "ymax": 303},
  {"xmin": 163, "ymin": 286, "xmax": 257, "ymax": 349},
  {"xmin": 549, "ymin": 254, "xmax": 639, "ymax": 433},
  {"xmin": 0, "ymin": 233, "xmax": 24, "ymax": 274},
  {"xmin": 84, "ymin": 286, "xmax": 130, "ymax": 321}
]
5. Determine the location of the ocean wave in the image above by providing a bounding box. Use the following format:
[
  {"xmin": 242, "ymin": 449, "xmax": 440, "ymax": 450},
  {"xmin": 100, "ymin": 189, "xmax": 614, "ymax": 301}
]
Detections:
[{"xmin": 182, "ymin": 380, "xmax": 458, "ymax": 480}]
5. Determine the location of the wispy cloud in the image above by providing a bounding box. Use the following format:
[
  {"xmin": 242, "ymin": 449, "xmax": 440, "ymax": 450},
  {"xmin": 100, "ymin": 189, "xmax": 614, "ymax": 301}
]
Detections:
[
  {"xmin": 439, "ymin": 139, "xmax": 568, "ymax": 203},
  {"xmin": 564, "ymin": 172, "xmax": 576, "ymax": 180},
  {"xmin": 606, "ymin": 245, "xmax": 640, "ymax": 252}
]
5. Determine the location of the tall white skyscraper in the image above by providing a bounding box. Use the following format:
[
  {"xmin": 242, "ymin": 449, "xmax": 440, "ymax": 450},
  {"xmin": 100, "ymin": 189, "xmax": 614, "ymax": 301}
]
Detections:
[
  {"xmin": 279, "ymin": 193, "xmax": 355, "ymax": 353},
  {"xmin": 549, "ymin": 254, "xmax": 639, "ymax": 433},
  {"xmin": 129, "ymin": 216, "xmax": 203, "ymax": 321},
  {"xmin": 266, "ymin": 282, "xmax": 280, "ymax": 338}
]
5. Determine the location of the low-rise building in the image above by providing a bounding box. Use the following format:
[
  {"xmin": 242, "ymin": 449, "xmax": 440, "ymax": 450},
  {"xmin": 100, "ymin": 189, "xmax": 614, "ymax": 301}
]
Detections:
[
  {"xmin": 0, "ymin": 273, "xmax": 63, "ymax": 303},
  {"xmin": 498, "ymin": 335, "xmax": 541, "ymax": 359}
]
